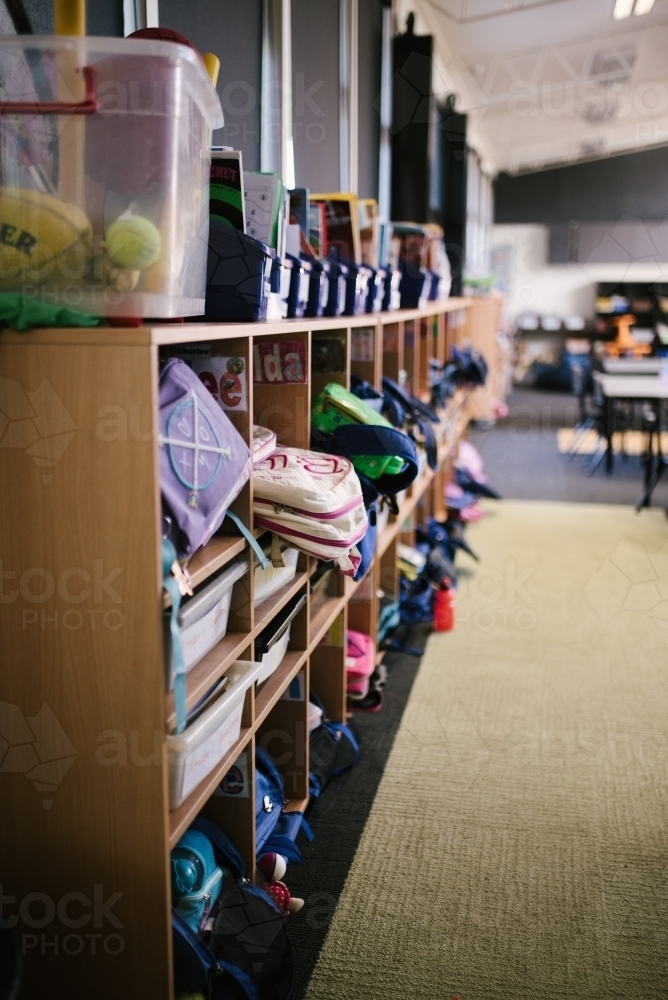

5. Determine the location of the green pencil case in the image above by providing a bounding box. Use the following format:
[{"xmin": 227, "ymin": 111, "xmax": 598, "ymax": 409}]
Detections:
[{"xmin": 311, "ymin": 382, "xmax": 406, "ymax": 480}]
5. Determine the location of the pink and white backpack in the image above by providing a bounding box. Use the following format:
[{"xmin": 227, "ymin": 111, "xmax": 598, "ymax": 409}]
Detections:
[{"xmin": 252, "ymin": 447, "xmax": 368, "ymax": 575}]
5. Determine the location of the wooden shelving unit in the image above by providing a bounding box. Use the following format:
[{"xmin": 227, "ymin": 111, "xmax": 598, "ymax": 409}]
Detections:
[{"xmin": 0, "ymin": 299, "xmax": 472, "ymax": 999}]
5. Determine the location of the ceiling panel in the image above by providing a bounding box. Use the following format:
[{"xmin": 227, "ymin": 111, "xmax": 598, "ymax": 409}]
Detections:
[{"xmin": 402, "ymin": 0, "xmax": 668, "ymax": 172}]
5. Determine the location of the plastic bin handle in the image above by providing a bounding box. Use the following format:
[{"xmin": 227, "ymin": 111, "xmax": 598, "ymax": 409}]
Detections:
[{"xmin": 0, "ymin": 65, "xmax": 99, "ymax": 116}]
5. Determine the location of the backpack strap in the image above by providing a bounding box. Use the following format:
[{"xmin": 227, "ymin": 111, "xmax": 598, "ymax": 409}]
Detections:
[
  {"xmin": 163, "ymin": 538, "xmax": 188, "ymax": 736},
  {"xmin": 218, "ymin": 959, "xmax": 260, "ymax": 1000},
  {"xmin": 382, "ymin": 378, "xmax": 438, "ymax": 470},
  {"xmin": 225, "ymin": 510, "xmax": 270, "ymax": 569}
]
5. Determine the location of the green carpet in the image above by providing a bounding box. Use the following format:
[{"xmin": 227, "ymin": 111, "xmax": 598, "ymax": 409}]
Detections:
[{"xmin": 305, "ymin": 500, "xmax": 668, "ymax": 1000}]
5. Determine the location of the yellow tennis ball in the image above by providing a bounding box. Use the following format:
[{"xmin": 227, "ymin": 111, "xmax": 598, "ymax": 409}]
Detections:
[{"xmin": 105, "ymin": 216, "xmax": 161, "ymax": 270}]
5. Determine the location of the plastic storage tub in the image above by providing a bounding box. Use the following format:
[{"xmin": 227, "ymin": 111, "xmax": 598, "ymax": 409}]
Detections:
[
  {"xmin": 205, "ymin": 224, "xmax": 273, "ymax": 321},
  {"xmin": 254, "ymin": 592, "xmax": 307, "ymax": 686},
  {"xmin": 166, "ymin": 658, "xmax": 264, "ymax": 809},
  {"xmin": 305, "ymin": 257, "xmax": 330, "ymax": 317},
  {"xmin": 343, "ymin": 262, "xmax": 372, "ymax": 316},
  {"xmin": 325, "ymin": 260, "xmax": 348, "ymax": 316},
  {"xmin": 0, "ymin": 35, "xmax": 223, "ymax": 318},
  {"xmin": 399, "ymin": 261, "xmax": 428, "ymax": 309},
  {"xmin": 381, "ymin": 268, "xmax": 401, "ymax": 311},
  {"xmin": 165, "ymin": 558, "xmax": 249, "ymax": 686},
  {"xmin": 365, "ymin": 267, "xmax": 385, "ymax": 313},
  {"xmin": 267, "ymin": 256, "xmax": 293, "ymax": 319},
  {"xmin": 287, "ymin": 254, "xmax": 312, "ymax": 318},
  {"xmin": 254, "ymin": 545, "xmax": 299, "ymax": 607}
]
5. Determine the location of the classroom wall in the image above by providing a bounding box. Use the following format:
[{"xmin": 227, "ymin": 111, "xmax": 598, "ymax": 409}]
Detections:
[
  {"xmin": 292, "ymin": 0, "xmax": 341, "ymax": 192},
  {"xmin": 357, "ymin": 0, "xmax": 382, "ymax": 201},
  {"xmin": 492, "ymin": 223, "xmax": 668, "ymax": 323},
  {"xmin": 159, "ymin": 0, "xmax": 264, "ymax": 168}
]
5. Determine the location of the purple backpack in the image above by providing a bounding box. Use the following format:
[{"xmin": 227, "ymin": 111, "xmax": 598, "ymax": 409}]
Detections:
[{"xmin": 159, "ymin": 358, "xmax": 255, "ymax": 559}]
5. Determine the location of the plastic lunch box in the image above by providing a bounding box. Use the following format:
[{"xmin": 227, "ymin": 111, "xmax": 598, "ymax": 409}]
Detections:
[
  {"xmin": 0, "ymin": 35, "xmax": 222, "ymax": 318},
  {"xmin": 253, "ymin": 545, "xmax": 299, "ymax": 607},
  {"xmin": 165, "ymin": 558, "xmax": 249, "ymax": 687},
  {"xmin": 254, "ymin": 591, "xmax": 307, "ymax": 686},
  {"xmin": 166, "ymin": 658, "xmax": 264, "ymax": 809}
]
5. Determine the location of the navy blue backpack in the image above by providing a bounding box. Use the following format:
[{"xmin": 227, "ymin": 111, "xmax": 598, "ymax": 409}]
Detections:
[
  {"xmin": 308, "ymin": 692, "xmax": 360, "ymax": 797},
  {"xmin": 255, "ymin": 746, "xmax": 314, "ymax": 863}
]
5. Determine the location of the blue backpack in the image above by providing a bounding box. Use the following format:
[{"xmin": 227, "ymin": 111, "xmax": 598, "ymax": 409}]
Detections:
[{"xmin": 255, "ymin": 746, "xmax": 314, "ymax": 864}]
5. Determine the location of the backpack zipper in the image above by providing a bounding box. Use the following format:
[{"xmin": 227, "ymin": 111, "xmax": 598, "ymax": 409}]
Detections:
[{"xmin": 255, "ymin": 495, "xmax": 363, "ymax": 520}]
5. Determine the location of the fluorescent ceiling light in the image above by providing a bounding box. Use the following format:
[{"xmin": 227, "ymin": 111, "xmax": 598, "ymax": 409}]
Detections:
[
  {"xmin": 613, "ymin": 0, "xmax": 635, "ymax": 18},
  {"xmin": 634, "ymin": 0, "xmax": 655, "ymax": 13}
]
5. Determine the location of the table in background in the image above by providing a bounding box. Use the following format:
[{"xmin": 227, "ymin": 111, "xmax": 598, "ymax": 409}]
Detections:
[
  {"xmin": 593, "ymin": 372, "xmax": 668, "ymax": 507},
  {"xmin": 602, "ymin": 358, "xmax": 665, "ymax": 375}
]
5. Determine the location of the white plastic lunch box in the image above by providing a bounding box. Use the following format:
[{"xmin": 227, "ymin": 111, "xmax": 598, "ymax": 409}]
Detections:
[
  {"xmin": 254, "ymin": 591, "xmax": 307, "ymax": 686},
  {"xmin": 165, "ymin": 558, "xmax": 249, "ymax": 687},
  {"xmin": 166, "ymin": 658, "xmax": 263, "ymax": 809}
]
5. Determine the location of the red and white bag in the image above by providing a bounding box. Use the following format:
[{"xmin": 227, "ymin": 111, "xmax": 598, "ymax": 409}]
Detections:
[{"xmin": 253, "ymin": 447, "xmax": 368, "ymax": 575}]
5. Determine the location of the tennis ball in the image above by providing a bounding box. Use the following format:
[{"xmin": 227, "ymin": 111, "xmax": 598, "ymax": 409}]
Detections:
[{"xmin": 105, "ymin": 216, "xmax": 161, "ymax": 270}]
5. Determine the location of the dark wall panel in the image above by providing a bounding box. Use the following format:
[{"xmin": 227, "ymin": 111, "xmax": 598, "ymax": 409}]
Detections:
[
  {"xmin": 292, "ymin": 0, "xmax": 340, "ymax": 192},
  {"xmin": 87, "ymin": 0, "xmax": 123, "ymax": 36},
  {"xmin": 391, "ymin": 25, "xmax": 431, "ymax": 221},
  {"xmin": 159, "ymin": 0, "xmax": 263, "ymax": 169},
  {"xmin": 357, "ymin": 0, "xmax": 382, "ymax": 200},
  {"xmin": 495, "ymin": 146, "xmax": 668, "ymax": 225}
]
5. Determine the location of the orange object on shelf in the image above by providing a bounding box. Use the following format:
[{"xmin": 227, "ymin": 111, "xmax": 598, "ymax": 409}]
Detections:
[{"xmin": 605, "ymin": 314, "xmax": 652, "ymax": 358}]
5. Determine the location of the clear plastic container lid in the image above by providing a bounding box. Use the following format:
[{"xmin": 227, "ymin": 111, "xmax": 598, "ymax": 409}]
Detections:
[{"xmin": 0, "ymin": 34, "xmax": 223, "ymax": 128}]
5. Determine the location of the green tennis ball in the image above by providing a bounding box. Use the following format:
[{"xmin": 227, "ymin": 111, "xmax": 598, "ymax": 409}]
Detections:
[{"xmin": 105, "ymin": 216, "xmax": 161, "ymax": 270}]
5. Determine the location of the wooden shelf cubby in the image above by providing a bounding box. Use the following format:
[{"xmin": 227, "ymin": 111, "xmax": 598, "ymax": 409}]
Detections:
[{"xmin": 0, "ymin": 299, "xmax": 473, "ymax": 999}]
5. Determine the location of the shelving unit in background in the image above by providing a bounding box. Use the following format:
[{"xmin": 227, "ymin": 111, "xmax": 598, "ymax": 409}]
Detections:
[{"xmin": 0, "ymin": 299, "xmax": 478, "ymax": 999}]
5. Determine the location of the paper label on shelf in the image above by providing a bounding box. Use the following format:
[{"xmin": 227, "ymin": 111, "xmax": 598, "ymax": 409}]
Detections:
[
  {"xmin": 253, "ymin": 340, "xmax": 307, "ymax": 384},
  {"xmin": 192, "ymin": 356, "xmax": 248, "ymax": 411},
  {"xmin": 215, "ymin": 750, "xmax": 250, "ymax": 798},
  {"xmin": 320, "ymin": 615, "xmax": 344, "ymax": 647},
  {"xmin": 180, "ymin": 703, "xmax": 244, "ymax": 801},
  {"xmin": 281, "ymin": 670, "xmax": 305, "ymax": 701},
  {"xmin": 351, "ymin": 328, "xmax": 374, "ymax": 362},
  {"xmin": 170, "ymin": 344, "xmax": 212, "ymax": 360}
]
